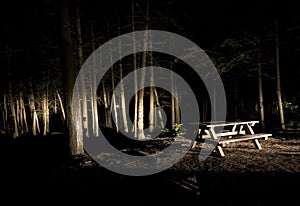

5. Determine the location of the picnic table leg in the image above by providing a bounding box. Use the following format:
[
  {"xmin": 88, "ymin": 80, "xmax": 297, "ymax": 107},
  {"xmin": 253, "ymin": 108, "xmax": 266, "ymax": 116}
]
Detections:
[
  {"xmin": 216, "ymin": 145, "xmax": 225, "ymax": 157},
  {"xmin": 245, "ymin": 124, "xmax": 255, "ymax": 134},
  {"xmin": 192, "ymin": 128, "xmax": 206, "ymax": 148},
  {"xmin": 253, "ymin": 139, "xmax": 262, "ymax": 149},
  {"xmin": 207, "ymin": 128, "xmax": 218, "ymax": 140},
  {"xmin": 192, "ymin": 141, "xmax": 197, "ymax": 148},
  {"xmin": 229, "ymin": 124, "xmax": 237, "ymax": 138},
  {"xmin": 206, "ymin": 128, "xmax": 226, "ymax": 157}
]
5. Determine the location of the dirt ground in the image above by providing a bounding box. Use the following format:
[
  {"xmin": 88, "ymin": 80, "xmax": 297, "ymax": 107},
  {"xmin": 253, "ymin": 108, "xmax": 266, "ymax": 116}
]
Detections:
[
  {"xmin": 0, "ymin": 132, "xmax": 299, "ymax": 205},
  {"xmin": 168, "ymin": 133, "xmax": 300, "ymax": 205}
]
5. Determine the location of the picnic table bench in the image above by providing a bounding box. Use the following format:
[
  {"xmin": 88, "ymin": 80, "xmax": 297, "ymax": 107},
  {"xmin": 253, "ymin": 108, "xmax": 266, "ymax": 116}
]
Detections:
[{"xmin": 190, "ymin": 121, "xmax": 272, "ymax": 157}]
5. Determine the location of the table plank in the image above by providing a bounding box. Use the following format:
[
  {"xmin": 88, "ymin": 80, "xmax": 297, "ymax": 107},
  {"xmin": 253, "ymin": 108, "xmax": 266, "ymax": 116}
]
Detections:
[{"xmin": 218, "ymin": 133, "xmax": 272, "ymax": 144}]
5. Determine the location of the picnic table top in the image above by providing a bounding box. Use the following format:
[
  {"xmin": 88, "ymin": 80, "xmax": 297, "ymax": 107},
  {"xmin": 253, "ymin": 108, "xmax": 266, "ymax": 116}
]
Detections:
[{"xmin": 188, "ymin": 120, "xmax": 259, "ymax": 127}]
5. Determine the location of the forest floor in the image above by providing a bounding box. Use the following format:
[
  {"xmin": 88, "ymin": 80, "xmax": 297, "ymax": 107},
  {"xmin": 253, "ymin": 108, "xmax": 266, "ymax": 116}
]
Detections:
[{"xmin": 0, "ymin": 131, "xmax": 300, "ymax": 205}]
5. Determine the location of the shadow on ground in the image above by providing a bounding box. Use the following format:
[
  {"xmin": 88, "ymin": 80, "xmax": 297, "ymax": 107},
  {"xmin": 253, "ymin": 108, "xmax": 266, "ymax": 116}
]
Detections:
[{"xmin": 0, "ymin": 133, "xmax": 299, "ymax": 205}]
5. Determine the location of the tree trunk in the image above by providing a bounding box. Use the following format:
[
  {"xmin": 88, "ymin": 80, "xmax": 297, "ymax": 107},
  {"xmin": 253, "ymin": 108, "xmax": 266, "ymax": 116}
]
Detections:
[
  {"xmin": 233, "ymin": 79, "xmax": 239, "ymax": 120},
  {"xmin": 149, "ymin": 40, "xmax": 155, "ymax": 133},
  {"xmin": 174, "ymin": 84, "xmax": 181, "ymax": 124},
  {"xmin": 137, "ymin": 0, "xmax": 150, "ymax": 139},
  {"xmin": 102, "ymin": 82, "xmax": 112, "ymax": 128},
  {"xmin": 57, "ymin": 91, "xmax": 66, "ymax": 121},
  {"xmin": 90, "ymin": 23, "xmax": 99, "ymax": 136},
  {"xmin": 154, "ymin": 88, "xmax": 165, "ymax": 129},
  {"xmin": 131, "ymin": 0, "xmax": 138, "ymax": 137},
  {"xmin": 42, "ymin": 89, "xmax": 49, "ymax": 136},
  {"xmin": 8, "ymin": 82, "xmax": 19, "ymax": 138},
  {"xmin": 16, "ymin": 99, "xmax": 20, "ymax": 131},
  {"xmin": 275, "ymin": 21, "xmax": 285, "ymax": 130},
  {"xmin": 76, "ymin": 1, "xmax": 89, "ymax": 138},
  {"xmin": 107, "ymin": 22, "xmax": 119, "ymax": 133},
  {"xmin": 258, "ymin": 60, "xmax": 265, "ymax": 129},
  {"xmin": 2, "ymin": 93, "xmax": 8, "ymax": 132},
  {"xmin": 170, "ymin": 64, "xmax": 175, "ymax": 130},
  {"xmin": 59, "ymin": 0, "xmax": 84, "ymax": 155},
  {"xmin": 118, "ymin": 21, "xmax": 129, "ymax": 133},
  {"xmin": 28, "ymin": 77, "xmax": 40, "ymax": 135}
]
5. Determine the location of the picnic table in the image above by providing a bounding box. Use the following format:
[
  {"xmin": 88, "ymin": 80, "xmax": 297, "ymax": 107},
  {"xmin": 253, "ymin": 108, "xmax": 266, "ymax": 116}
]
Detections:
[{"xmin": 190, "ymin": 120, "xmax": 272, "ymax": 157}]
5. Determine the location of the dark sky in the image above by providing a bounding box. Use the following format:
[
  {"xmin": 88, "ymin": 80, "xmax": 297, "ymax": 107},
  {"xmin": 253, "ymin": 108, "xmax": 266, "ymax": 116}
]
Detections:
[
  {"xmin": 1, "ymin": 0, "xmax": 299, "ymax": 47},
  {"xmin": 0, "ymin": 0, "xmax": 299, "ymax": 85}
]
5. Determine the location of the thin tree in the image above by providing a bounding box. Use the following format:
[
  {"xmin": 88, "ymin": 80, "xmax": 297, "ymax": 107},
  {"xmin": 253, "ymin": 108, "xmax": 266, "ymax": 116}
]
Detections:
[
  {"xmin": 102, "ymin": 80, "xmax": 112, "ymax": 128},
  {"xmin": 28, "ymin": 77, "xmax": 40, "ymax": 135},
  {"xmin": 258, "ymin": 57, "xmax": 265, "ymax": 129},
  {"xmin": 131, "ymin": 0, "xmax": 138, "ymax": 137},
  {"xmin": 107, "ymin": 21, "xmax": 119, "ymax": 133},
  {"xmin": 137, "ymin": 0, "xmax": 150, "ymax": 139},
  {"xmin": 2, "ymin": 93, "xmax": 8, "ymax": 132},
  {"xmin": 75, "ymin": 0, "xmax": 89, "ymax": 137},
  {"xmin": 275, "ymin": 21, "xmax": 285, "ymax": 130},
  {"xmin": 148, "ymin": 38, "xmax": 155, "ymax": 133},
  {"xmin": 170, "ymin": 63, "xmax": 175, "ymax": 130},
  {"xmin": 8, "ymin": 82, "xmax": 19, "ymax": 138},
  {"xmin": 90, "ymin": 23, "xmax": 99, "ymax": 136},
  {"xmin": 118, "ymin": 20, "xmax": 129, "ymax": 133},
  {"xmin": 174, "ymin": 80, "xmax": 181, "ymax": 125}
]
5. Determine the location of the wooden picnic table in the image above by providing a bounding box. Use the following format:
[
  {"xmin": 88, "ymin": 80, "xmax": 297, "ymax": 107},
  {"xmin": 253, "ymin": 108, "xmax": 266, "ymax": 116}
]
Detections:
[{"xmin": 190, "ymin": 121, "xmax": 272, "ymax": 157}]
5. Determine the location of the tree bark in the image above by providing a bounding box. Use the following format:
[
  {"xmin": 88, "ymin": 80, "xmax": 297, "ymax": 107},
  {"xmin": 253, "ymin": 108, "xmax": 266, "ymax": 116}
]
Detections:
[
  {"xmin": 8, "ymin": 82, "xmax": 19, "ymax": 138},
  {"xmin": 2, "ymin": 93, "xmax": 8, "ymax": 132},
  {"xmin": 28, "ymin": 77, "xmax": 40, "ymax": 135},
  {"xmin": 154, "ymin": 88, "xmax": 165, "ymax": 129},
  {"xmin": 59, "ymin": 0, "xmax": 84, "ymax": 155},
  {"xmin": 233, "ymin": 79, "xmax": 239, "ymax": 120},
  {"xmin": 258, "ymin": 60, "xmax": 265, "ymax": 129},
  {"xmin": 57, "ymin": 91, "xmax": 66, "ymax": 121},
  {"xmin": 102, "ymin": 81, "xmax": 112, "ymax": 128},
  {"xmin": 131, "ymin": 0, "xmax": 138, "ymax": 137},
  {"xmin": 275, "ymin": 21, "xmax": 285, "ymax": 130},
  {"xmin": 137, "ymin": 0, "xmax": 150, "ymax": 139},
  {"xmin": 170, "ymin": 64, "xmax": 175, "ymax": 130},
  {"xmin": 76, "ymin": 0, "xmax": 89, "ymax": 138},
  {"xmin": 174, "ymin": 84, "xmax": 181, "ymax": 124},
  {"xmin": 149, "ymin": 40, "xmax": 155, "ymax": 133},
  {"xmin": 90, "ymin": 23, "xmax": 99, "ymax": 136},
  {"xmin": 107, "ymin": 22, "xmax": 119, "ymax": 133},
  {"xmin": 118, "ymin": 21, "xmax": 129, "ymax": 133},
  {"xmin": 42, "ymin": 89, "xmax": 49, "ymax": 136}
]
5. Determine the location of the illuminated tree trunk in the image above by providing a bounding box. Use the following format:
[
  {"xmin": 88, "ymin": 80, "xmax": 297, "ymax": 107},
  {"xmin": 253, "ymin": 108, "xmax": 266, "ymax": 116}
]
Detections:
[
  {"xmin": 102, "ymin": 81, "xmax": 112, "ymax": 128},
  {"xmin": 42, "ymin": 89, "xmax": 49, "ymax": 136},
  {"xmin": 174, "ymin": 83, "xmax": 180, "ymax": 124},
  {"xmin": 76, "ymin": 1, "xmax": 89, "ymax": 137},
  {"xmin": 16, "ymin": 99, "xmax": 20, "ymax": 127},
  {"xmin": 57, "ymin": 90, "xmax": 66, "ymax": 121},
  {"xmin": 2, "ymin": 94, "xmax": 8, "ymax": 132},
  {"xmin": 107, "ymin": 22, "xmax": 119, "ymax": 133},
  {"xmin": 8, "ymin": 82, "xmax": 19, "ymax": 138},
  {"xmin": 59, "ymin": 0, "xmax": 84, "ymax": 155},
  {"xmin": 28, "ymin": 77, "xmax": 40, "ymax": 135},
  {"xmin": 131, "ymin": 0, "xmax": 138, "ymax": 137},
  {"xmin": 149, "ymin": 40, "xmax": 155, "ymax": 133},
  {"xmin": 137, "ymin": 0, "xmax": 150, "ymax": 139},
  {"xmin": 19, "ymin": 83, "xmax": 28, "ymax": 134},
  {"xmin": 154, "ymin": 88, "xmax": 164, "ymax": 129},
  {"xmin": 258, "ymin": 60, "xmax": 265, "ymax": 129},
  {"xmin": 90, "ymin": 23, "xmax": 99, "ymax": 136},
  {"xmin": 275, "ymin": 21, "xmax": 285, "ymax": 130},
  {"xmin": 41, "ymin": 68, "xmax": 50, "ymax": 136},
  {"xmin": 170, "ymin": 63, "xmax": 175, "ymax": 130},
  {"xmin": 118, "ymin": 21, "xmax": 129, "ymax": 133}
]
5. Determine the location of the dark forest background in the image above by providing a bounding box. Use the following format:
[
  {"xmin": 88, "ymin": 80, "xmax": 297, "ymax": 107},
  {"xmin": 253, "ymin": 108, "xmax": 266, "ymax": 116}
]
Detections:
[{"xmin": 0, "ymin": 0, "xmax": 299, "ymax": 154}]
